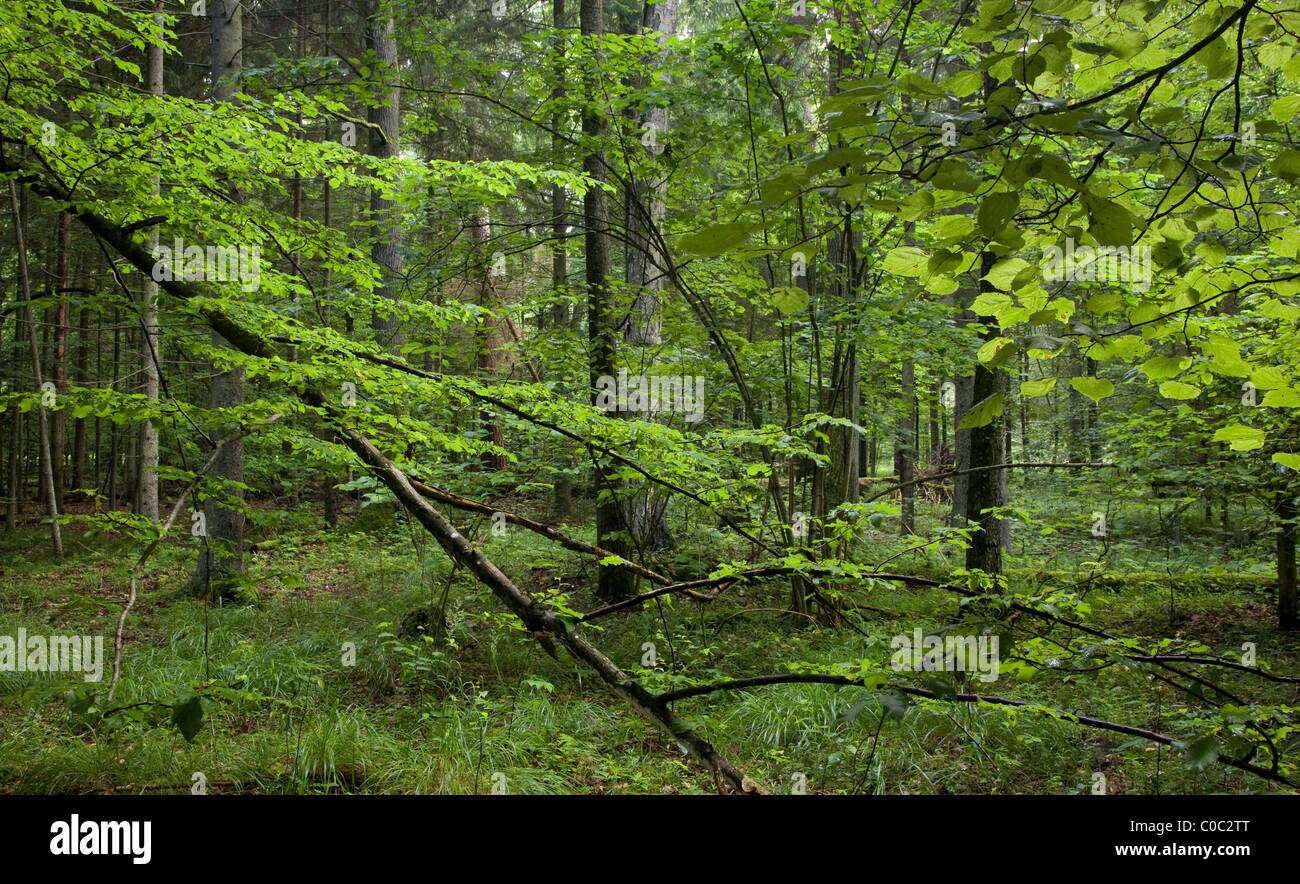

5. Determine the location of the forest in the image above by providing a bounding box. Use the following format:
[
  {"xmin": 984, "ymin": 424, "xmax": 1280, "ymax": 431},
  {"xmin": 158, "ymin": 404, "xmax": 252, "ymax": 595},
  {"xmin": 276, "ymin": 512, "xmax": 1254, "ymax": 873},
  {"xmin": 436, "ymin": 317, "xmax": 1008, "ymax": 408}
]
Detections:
[{"xmin": 1, "ymin": 0, "xmax": 1299, "ymax": 799}]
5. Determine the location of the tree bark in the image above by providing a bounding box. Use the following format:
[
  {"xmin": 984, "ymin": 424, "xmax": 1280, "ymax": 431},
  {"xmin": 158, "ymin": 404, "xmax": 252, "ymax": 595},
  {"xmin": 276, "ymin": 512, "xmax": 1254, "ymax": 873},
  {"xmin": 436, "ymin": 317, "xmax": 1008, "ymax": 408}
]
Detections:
[
  {"xmin": 1278, "ymin": 489, "xmax": 1298, "ymax": 628},
  {"xmin": 583, "ymin": 0, "xmax": 635, "ymax": 601},
  {"xmin": 898, "ymin": 360, "xmax": 915, "ymax": 535},
  {"xmin": 190, "ymin": 0, "xmax": 246, "ymax": 596},
  {"xmin": 51, "ymin": 206, "xmax": 71, "ymax": 504},
  {"xmin": 366, "ymin": 0, "xmax": 403, "ymax": 350},
  {"xmin": 472, "ymin": 209, "xmax": 509, "ymax": 470},
  {"xmin": 137, "ymin": 0, "xmax": 164, "ymax": 524},
  {"xmin": 8, "ymin": 180, "xmax": 62, "ymax": 556},
  {"xmin": 964, "ymin": 250, "xmax": 1007, "ymax": 575}
]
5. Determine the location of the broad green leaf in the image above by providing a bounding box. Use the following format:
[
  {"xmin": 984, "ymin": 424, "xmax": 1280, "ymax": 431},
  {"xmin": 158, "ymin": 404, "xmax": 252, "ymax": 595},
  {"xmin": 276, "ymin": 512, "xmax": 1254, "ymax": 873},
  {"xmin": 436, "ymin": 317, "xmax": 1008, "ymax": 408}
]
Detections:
[
  {"xmin": 1271, "ymin": 94, "xmax": 1300, "ymax": 122},
  {"xmin": 1020, "ymin": 378, "xmax": 1057, "ymax": 397},
  {"xmin": 970, "ymin": 291, "xmax": 1013, "ymax": 316},
  {"xmin": 1273, "ymin": 149, "xmax": 1300, "ymax": 182},
  {"xmin": 678, "ymin": 221, "xmax": 750, "ymax": 257},
  {"xmin": 769, "ymin": 286, "xmax": 809, "ymax": 316},
  {"xmin": 977, "ymin": 191, "xmax": 1019, "ymax": 236},
  {"xmin": 1182, "ymin": 735, "xmax": 1219, "ymax": 771},
  {"xmin": 931, "ymin": 215, "xmax": 975, "ymax": 240},
  {"xmin": 943, "ymin": 70, "xmax": 984, "ymax": 97},
  {"xmin": 1069, "ymin": 376, "xmax": 1114, "ymax": 402},
  {"xmin": 882, "ymin": 246, "xmax": 928, "ymax": 277},
  {"xmin": 171, "ymin": 692, "xmax": 204, "ymax": 742},
  {"xmin": 1249, "ymin": 366, "xmax": 1288, "ymax": 390},
  {"xmin": 1262, "ymin": 387, "xmax": 1300, "ymax": 407},
  {"xmin": 983, "ymin": 257, "xmax": 1030, "ymax": 291},
  {"xmin": 1082, "ymin": 194, "xmax": 1132, "ymax": 247},
  {"xmin": 1158, "ymin": 381, "xmax": 1200, "ymax": 400},
  {"xmin": 978, "ymin": 337, "xmax": 1018, "ymax": 367},
  {"xmin": 1140, "ymin": 356, "xmax": 1192, "ymax": 380},
  {"xmin": 1212, "ymin": 424, "xmax": 1266, "ymax": 451},
  {"xmin": 958, "ymin": 392, "xmax": 1005, "ymax": 429}
]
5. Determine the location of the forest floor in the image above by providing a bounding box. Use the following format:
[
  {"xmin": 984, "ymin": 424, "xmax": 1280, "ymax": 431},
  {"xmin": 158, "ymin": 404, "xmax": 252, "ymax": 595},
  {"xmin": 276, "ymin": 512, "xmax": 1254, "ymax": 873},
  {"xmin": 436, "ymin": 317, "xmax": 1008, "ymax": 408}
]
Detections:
[{"xmin": 1, "ymin": 476, "xmax": 1296, "ymax": 795}]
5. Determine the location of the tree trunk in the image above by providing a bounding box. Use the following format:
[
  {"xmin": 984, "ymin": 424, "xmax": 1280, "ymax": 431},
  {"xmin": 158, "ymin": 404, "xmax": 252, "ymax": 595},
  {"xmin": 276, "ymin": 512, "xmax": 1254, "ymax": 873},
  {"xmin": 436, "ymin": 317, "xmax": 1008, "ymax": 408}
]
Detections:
[
  {"xmin": 549, "ymin": 0, "xmax": 574, "ymax": 517},
  {"xmin": 51, "ymin": 206, "xmax": 71, "ymax": 505},
  {"xmin": 1278, "ymin": 489, "xmax": 1298, "ymax": 628},
  {"xmin": 964, "ymin": 250, "xmax": 1006, "ymax": 576},
  {"xmin": 366, "ymin": 0, "xmax": 403, "ymax": 350},
  {"xmin": 619, "ymin": 0, "xmax": 678, "ymax": 553},
  {"xmin": 190, "ymin": 0, "xmax": 245, "ymax": 596},
  {"xmin": 472, "ymin": 209, "xmax": 509, "ymax": 470},
  {"xmin": 137, "ymin": 0, "xmax": 163, "ymax": 524},
  {"xmin": 583, "ymin": 0, "xmax": 635, "ymax": 601},
  {"xmin": 950, "ymin": 366, "xmax": 974, "ymax": 526},
  {"xmin": 8, "ymin": 181, "xmax": 62, "ymax": 556},
  {"xmin": 898, "ymin": 360, "xmax": 915, "ymax": 535}
]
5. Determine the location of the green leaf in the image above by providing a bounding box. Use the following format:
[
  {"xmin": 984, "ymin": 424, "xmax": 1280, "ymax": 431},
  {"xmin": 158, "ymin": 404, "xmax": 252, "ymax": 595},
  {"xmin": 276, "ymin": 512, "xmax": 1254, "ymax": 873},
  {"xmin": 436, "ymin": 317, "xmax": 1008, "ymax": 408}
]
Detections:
[
  {"xmin": 1272, "ymin": 453, "xmax": 1300, "ymax": 470},
  {"xmin": 876, "ymin": 692, "xmax": 909, "ymax": 721},
  {"xmin": 1249, "ymin": 366, "xmax": 1288, "ymax": 390},
  {"xmin": 1270, "ymin": 94, "xmax": 1300, "ymax": 123},
  {"xmin": 924, "ymin": 273, "xmax": 959, "ymax": 295},
  {"xmin": 1020, "ymin": 378, "xmax": 1057, "ymax": 397},
  {"xmin": 1069, "ymin": 376, "xmax": 1114, "ymax": 402},
  {"xmin": 1261, "ymin": 387, "xmax": 1300, "ymax": 408},
  {"xmin": 1212, "ymin": 424, "xmax": 1266, "ymax": 451},
  {"xmin": 970, "ymin": 291, "xmax": 1013, "ymax": 316},
  {"xmin": 958, "ymin": 392, "xmax": 1005, "ymax": 429},
  {"xmin": 171, "ymin": 692, "xmax": 204, "ymax": 742},
  {"xmin": 678, "ymin": 221, "xmax": 750, "ymax": 257},
  {"xmin": 1273, "ymin": 149, "xmax": 1300, "ymax": 182},
  {"xmin": 977, "ymin": 337, "xmax": 1018, "ymax": 367},
  {"xmin": 943, "ymin": 69, "xmax": 984, "ymax": 97},
  {"xmin": 769, "ymin": 286, "xmax": 809, "ymax": 316},
  {"xmin": 1140, "ymin": 356, "xmax": 1191, "ymax": 380},
  {"xmin": 1158, "ymin": 381, "xmax": 1200, "ymax": 400},
  {"xmin": 1182, "ymin": 735, "xmax": 1219, "ymax": 771},
  {"xmin": 1082, "ymin": 194, "xmax": 1132, "ymax": 247},
  {"xmin": 977, "ymin": 191, "xmax": 1019, "ymax": 236},
  {"xmin": 882, "ymin": 246, "xmax": 928, "ymax": 277},
  {"xmin": 931, "ymin": 215, "xmax": 975, "ymax": 240},
  {"xmin": 982, "ymin": 257, "xmax": 1030, "ymax": 291}
]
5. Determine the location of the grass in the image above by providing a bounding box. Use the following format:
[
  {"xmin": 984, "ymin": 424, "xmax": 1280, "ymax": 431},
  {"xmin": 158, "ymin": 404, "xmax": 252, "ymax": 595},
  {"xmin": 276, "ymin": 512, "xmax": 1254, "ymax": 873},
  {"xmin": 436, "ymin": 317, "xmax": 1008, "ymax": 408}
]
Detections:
[{"xmin": 1, "ymin": 477, "xmax": 1297, "ymax": 795}]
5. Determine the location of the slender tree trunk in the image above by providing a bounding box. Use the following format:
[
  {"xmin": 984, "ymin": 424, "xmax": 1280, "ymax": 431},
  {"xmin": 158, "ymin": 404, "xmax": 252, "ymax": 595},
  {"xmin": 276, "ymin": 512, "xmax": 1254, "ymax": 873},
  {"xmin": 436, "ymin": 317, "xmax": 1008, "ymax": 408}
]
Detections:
[
  {"xmin": 366, "ymin": 0, "xmax": 403, "ymax": 350},
  {"xmin": 71, "ymin": 300, "xmax": 90, "ymax": 491},
  {"xmin": 928, "ymin": 378, "xmax": 940, "ymax": 462},
  {"xmin": 898, "ymin": 360, "xmax": 915, "ymax": 535},
  {"xmin": 8, "ymin": 181, "xmax": 62, "ymax": 556},
  {"xmin": 472, "ymin": 209, "xmax": 509, "ymax": 470},
  {"xmin": 550, "ymin": 0, "xmax": 573, "ymax": 517},
  {"xmin": 951, "ymin": 365, "xmax": 974, "ymax": 525},
  {"xmin": 1278, "ymin": 489, "xmax": 1298, "ymax": 628},
  {"xmin": 51, "ymin": 207, "xmax": 71, "ymax": 505},
  {"xmin": 190, "ymin": 0, "xmax": 246, "ymax": 596},
  {"xmin": 137, "ymin": 0, "xmax": 164, "ymax": 524}
]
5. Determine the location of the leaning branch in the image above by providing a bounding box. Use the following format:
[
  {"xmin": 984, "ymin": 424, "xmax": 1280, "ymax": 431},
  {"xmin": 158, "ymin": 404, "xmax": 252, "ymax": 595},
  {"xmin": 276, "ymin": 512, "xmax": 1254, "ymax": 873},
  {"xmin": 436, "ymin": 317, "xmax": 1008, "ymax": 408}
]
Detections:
[{"xmin": 655, "ymin": 673, "xmax": 1295, "ymax": 788}]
